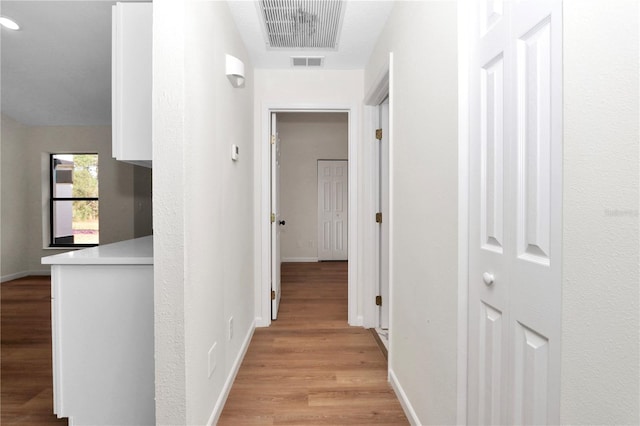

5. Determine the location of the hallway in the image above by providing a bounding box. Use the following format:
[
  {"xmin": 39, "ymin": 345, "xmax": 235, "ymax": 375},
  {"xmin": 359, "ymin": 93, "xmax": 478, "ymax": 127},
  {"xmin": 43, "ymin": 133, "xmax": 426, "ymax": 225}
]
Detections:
[{"xmin": 218, "ymin": 262, "xmax": 408, "ymax": 425}]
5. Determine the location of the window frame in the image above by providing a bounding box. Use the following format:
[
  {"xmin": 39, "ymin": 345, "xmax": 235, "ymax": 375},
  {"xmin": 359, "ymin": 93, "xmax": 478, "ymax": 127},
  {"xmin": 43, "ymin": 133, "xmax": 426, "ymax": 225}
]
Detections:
[{"xmin": 49, "ymin": 153, "xmax": 100, "ymax": 248}]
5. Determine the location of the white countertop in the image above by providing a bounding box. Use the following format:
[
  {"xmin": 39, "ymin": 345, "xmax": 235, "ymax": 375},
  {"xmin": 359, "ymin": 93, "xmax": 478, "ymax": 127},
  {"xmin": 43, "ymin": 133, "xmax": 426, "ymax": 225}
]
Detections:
[{"xmin": 42, "ymin": 236, "xmax": 153, "ymax": 265}]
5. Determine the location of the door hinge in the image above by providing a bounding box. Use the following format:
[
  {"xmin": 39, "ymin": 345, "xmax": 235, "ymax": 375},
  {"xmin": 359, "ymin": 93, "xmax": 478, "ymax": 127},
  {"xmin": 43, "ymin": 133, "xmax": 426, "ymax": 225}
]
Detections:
[
  {"xmin": 375, "ymin": 212, "xmax": 382, "ymax": 223},
  {"xmin": 271, "ymin": 290, "xmax": 276, "ymax": 300},
  {"xmin": 375, "ymin": 128, "xmax": 383, "ymax": 140},
  {"xmin": 376, "ymin": 295, "xmax": 382, "ymax": 306},
  {"xmin": 270, "ymin": 135, "xmax": 276, "ymax": 145},
  {"xmin": 270, "ymin": 213, "xmax": 275, "ymax": 223}
]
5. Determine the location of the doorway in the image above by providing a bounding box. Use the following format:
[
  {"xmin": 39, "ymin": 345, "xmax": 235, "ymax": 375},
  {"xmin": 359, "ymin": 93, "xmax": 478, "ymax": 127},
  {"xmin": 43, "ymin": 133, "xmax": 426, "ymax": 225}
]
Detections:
[{"xmin": 260, "ymin": 109, "xmax": 355, "ymax": 325}]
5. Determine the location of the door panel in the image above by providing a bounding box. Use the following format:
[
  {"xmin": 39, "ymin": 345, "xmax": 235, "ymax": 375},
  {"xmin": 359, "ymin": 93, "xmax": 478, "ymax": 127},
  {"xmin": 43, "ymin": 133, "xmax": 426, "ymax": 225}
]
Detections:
[
  {"xmin": 317, "ymin": 160, "xmax": 348, "ymax": 261},
  {"xmin": 517, "ymin": 17, "xmax": 552, "ymax": 263},
  {"xmin": 468, "ymin": 1, "xmax": 561, "ymax": 424},
  {"xmin": 468, "ymin": 2, "xmax": 509, "ymax": 421},
  {"xmin": 480, "ymin": 54, "xmax": 505, "ymax": 253},
  {"xmin": 477, "ymin": 302, "xmax": 503, "ymax": 426}
]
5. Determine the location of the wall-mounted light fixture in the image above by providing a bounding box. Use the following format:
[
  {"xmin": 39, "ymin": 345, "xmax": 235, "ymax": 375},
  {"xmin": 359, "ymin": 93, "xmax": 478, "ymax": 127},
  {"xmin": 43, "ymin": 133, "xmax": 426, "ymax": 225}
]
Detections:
[
  {"xmin": 0, "ymin": 16, "xmax": 20, "ymax": 31},
  {"xmin": 225, "ymin": 54, "xmax": 245, "ymax": 88}
]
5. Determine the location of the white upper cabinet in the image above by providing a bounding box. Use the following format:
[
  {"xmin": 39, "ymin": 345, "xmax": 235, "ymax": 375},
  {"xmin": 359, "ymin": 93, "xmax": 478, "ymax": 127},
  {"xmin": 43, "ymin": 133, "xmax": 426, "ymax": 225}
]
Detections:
[{"xmin": 112, "ymin": 2, "xmax": 152, "ymax": 168}]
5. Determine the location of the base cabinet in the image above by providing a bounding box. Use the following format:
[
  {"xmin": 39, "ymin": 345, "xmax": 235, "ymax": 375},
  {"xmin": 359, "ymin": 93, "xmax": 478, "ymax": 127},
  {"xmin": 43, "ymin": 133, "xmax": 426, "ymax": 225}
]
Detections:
[{"xmin": 50, "ymin": 264, "xmax": 154, "ymax": 425}]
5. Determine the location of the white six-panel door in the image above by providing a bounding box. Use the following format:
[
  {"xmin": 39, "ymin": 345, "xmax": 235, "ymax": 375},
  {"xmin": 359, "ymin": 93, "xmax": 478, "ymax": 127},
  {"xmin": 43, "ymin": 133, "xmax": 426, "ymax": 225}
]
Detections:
[
  {"xmin": 317, "ymin": 160, "xmax": 348, "ymax": 261},
  {"xmin": 468, "ymin": 1, "xmax": 562, "ymax": 424}
]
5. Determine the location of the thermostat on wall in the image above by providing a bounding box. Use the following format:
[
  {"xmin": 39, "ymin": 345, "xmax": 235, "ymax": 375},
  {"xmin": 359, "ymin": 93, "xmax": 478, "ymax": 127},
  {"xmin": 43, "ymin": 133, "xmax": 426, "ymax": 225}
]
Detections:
[{"xmin": 231, "ymin": 144, "xmax": 239, "ymax": 161}]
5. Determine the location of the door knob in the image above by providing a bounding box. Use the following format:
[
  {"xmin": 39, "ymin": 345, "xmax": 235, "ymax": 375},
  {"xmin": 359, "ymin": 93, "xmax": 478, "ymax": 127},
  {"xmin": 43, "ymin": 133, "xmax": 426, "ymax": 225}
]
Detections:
[
  {"xmin": 482, "ymin": 272, "xmax": 495, "ymax": 286},
  {"xmin": 279, "ymin": 220, "xmax": 286, "ymax": 226}
]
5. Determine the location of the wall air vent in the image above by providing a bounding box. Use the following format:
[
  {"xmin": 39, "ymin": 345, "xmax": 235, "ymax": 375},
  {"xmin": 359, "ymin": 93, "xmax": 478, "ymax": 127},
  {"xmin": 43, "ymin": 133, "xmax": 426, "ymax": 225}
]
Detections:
[
  {"xmin": 259, "ymin": 0, "xmax": 344, "ymax": 49},
  {"xmin": 291, "ymin": 56, "xmax": 324, "ymax": 67}
]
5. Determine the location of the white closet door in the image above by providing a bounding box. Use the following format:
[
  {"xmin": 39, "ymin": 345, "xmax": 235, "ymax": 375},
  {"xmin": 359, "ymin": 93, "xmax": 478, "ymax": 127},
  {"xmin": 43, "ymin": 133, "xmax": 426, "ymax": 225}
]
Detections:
[
  {"xmin": 317, "ymin": 160, "xmax": 348, "ymax": 261},
  {"xmin": 468, "ymin": 1, "xmax": 562, "ymax": 424}
]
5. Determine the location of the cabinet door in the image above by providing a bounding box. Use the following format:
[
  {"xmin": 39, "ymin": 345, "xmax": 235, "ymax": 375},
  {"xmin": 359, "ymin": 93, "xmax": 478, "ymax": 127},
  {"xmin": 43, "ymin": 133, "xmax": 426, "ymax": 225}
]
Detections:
[{"xmin": 112, "ymin": 3, "xmax": 152, "ymax": 167}]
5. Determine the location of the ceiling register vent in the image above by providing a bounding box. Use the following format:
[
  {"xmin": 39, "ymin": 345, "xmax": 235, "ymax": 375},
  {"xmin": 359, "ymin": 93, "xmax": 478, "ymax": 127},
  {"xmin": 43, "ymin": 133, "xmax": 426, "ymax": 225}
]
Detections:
[
  {"xmin": 259, "ymin": 0, "xmax": 344, "ymax": 49},
  {"xmin": 291, "ymin": 56, "xmax": 324, "ymax": 67}
]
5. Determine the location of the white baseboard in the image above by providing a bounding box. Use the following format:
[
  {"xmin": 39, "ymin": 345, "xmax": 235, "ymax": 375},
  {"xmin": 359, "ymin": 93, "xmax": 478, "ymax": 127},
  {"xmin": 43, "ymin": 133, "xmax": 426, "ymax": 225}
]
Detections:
[
  {"xmin": 350, "ymin": 315, "xmax": 364, "ymax": 327},
  {"xmin": 1, "ymin": 270, "xmax": 51, "ymax": 283},
  {"xmin": 254, "ymin": 316, "xmax": 270, "ymax": 328},
  {"xmin": 207, "ymin": 319, "xmax": 256, "ymax": 425},
  {"xmin": 389, "ymin": 368, "xmax": 421, "ymax": 426},
  {"xmin": 281, "ymin": 257, "xmax": 318, "ymax": 263}
]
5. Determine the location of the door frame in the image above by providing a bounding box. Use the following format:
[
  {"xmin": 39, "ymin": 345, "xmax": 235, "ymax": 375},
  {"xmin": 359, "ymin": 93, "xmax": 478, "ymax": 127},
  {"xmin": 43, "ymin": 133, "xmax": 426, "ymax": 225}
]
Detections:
[
  {"xmin": 363, "ymin": 54, "xmax": 392, "ymax": 334},
  {"xmin": 365, "ymin": 84, "xmax": 390, "ymax": 332},
  {"xmin": 457, "ymin": 1, "xmax": 470, "ymax": 424},
  {"xmin": 257, "ymin": 104, "xmax": 359, "ymax": 327}
]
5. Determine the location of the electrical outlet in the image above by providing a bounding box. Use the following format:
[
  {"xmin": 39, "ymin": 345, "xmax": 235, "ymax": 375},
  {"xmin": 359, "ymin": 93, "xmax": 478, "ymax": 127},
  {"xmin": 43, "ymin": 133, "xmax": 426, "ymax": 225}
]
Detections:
[
  {"xmin": 228, "ymin": 317, "xmax": 233, "ymax": 341},
  {"xmin": 207, "ymin": 342, "xmax": 217, "ymax": 378}
]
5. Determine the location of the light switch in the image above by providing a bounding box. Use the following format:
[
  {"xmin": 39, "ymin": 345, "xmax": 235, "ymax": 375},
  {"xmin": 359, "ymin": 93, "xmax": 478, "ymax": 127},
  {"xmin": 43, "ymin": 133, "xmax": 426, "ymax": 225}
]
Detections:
[{"xmin": 231, "ymin": 144, "xmax": 239, "ymax": 161}]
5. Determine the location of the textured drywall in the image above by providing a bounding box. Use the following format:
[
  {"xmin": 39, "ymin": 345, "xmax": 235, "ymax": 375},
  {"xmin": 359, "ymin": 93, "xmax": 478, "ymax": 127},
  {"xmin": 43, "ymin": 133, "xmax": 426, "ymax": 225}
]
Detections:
[
  {"xmin": 152, "ymin": 0, "xmax": 187, "ymax": 422},
  {"xmin": 153, "ymin": 1, "xmax": 255, "ymax": 423},
  {"xmin": 365, "ymin": 2, "xmax": 459, "ymax": 424},
  {"xmin": 183, "ymin": 1, "xmax": 254, "ymax": 423},
  {"xmin": 561, "ymin": 1, "xmax": 640, "ymax": 423},
  {"xmin": 278, "ymin": 112, "xmax": 348, "ymax": 260}
]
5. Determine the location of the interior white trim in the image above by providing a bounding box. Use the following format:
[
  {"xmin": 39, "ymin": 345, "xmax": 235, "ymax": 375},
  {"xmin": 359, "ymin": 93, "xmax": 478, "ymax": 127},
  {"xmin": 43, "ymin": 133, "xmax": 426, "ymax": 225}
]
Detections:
[
  {"xmin": 389, "ymin": 367, "xmax": 420, "ymax": 425},
  {"xmin": 363, "ymin": 57, "xmax": 391, "ymax": 329},
  {"xmin": 386, "ymin": 52, "xmax": 395, "ymax": 369},
  {"xmin": 457, "ymin": 2, "xmax": 470, "ymax": 424},
  {"xmin": 281, "ymin": 257, "xmax": 319, "ymax": 263},
  {"xmin": 257, "ymin": 103, "xmax": 360, "ymax": 327},
  {"xmin": 361, "ymin": 106, "xmax": 378, "ymax": 328},
  {"xmin": 207, "ymin": 320, "xmax": 256, "ymax": 425},
  {"xmin": 365, "ymin": 66, "xmax": 390, "ymax": 106}
]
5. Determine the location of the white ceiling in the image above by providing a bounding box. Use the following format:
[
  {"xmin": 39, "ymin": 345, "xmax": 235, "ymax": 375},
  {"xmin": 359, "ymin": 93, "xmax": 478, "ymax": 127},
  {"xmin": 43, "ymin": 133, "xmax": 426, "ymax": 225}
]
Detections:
[
  {"xmin": 1, "ymin": 1, "xmax": 118, "ymax": 126},
  {"xmin": 228, "ymin": 1, "xmax": 393, "ymax": 69},
  {"xmin": 0, "ymin": 0, "xmax": 392, "ymax": 127}
]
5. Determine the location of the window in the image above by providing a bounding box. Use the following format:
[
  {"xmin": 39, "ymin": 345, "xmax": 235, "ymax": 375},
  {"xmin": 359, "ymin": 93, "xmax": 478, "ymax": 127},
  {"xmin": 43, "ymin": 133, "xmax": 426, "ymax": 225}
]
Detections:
[{"xmin": 50, "ymin": 154, "xmax": 99, "ymax": 247}]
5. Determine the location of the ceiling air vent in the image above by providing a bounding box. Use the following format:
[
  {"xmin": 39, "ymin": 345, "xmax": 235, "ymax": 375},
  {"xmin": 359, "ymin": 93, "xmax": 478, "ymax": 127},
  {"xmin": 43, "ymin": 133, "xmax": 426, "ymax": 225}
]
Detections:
[
  {"xmin": 291, "ymin": 56, "xmax": 324, "ymax": 67},
  {"xmin": 259, "ymin": 0, "xmax": 344, "ymax": 49}
]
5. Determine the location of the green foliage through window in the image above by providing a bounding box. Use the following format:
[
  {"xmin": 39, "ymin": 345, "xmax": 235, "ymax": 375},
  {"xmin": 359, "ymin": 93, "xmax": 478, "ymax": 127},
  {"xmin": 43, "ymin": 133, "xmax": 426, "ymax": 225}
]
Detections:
[
  {"xmin": 70, "ymin": 154, "xmax": 99, "ymax": 221},
  {"xmin": 51, "ymin": 154, "xmax": 99, "ymax": 246}
]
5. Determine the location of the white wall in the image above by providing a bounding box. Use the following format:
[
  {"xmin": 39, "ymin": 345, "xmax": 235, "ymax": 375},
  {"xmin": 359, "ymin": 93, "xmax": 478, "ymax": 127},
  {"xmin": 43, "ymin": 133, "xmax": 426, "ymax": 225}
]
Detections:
[
  {"xmin": 153, "ymin": 1, "xmax": 255, "ymax": 423},
  {"xmin": 365, "ymin": 2, "xmax": 459, "ymax": 424},
  {"xmin": 1, "ymin": 115, "xmax": 29, "ymax": 277},
  {"xmin": 253, "ymin": 69, "xmax": 364, "ymax": 326},
  {"xmin": 278, "ymin": 112, "xmax": 348, "ymax": 261},
  {"xmin": 561, "ymin": 1, "xmax": 640, "ymax": 423},
  {"xmin": 1, "ymin": 114, "xmax": 147, "ymax": 280}
]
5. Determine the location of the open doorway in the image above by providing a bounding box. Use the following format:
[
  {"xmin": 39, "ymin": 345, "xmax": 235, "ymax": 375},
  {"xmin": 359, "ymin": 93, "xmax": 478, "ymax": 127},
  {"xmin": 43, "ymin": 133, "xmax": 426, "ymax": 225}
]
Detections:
[{"xmin": 265, "ymin": 110, "xmax": 352, "ymax": 322}]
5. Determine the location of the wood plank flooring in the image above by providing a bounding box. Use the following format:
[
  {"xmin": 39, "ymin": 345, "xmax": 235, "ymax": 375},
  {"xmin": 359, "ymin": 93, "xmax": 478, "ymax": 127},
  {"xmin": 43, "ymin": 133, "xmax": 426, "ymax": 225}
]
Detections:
[
  {"xmin": 218, "ymin": 262, "xmax": 408, "ymax": 425},
  {"xmin": 1, "ymin": 265, "xmax": 407, "ymax": 425},
  {"xmin": 1, "ymin": 276, "xmax": 67, "ymax": 425}
]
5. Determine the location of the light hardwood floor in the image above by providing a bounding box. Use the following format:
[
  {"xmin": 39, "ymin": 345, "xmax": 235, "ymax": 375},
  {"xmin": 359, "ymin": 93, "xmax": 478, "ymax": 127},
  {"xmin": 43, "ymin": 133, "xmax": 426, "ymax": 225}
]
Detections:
[
  {"xmin": 1, "ymin": 264, "xmax": 406, "ymax": 425},
  {"xmin": 218, "ymin": 262, "xmax": 408, "ymax": 425},
  {"xmin": 1, "ymin": 276, "xmax": 67, "ymax": 425}
]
